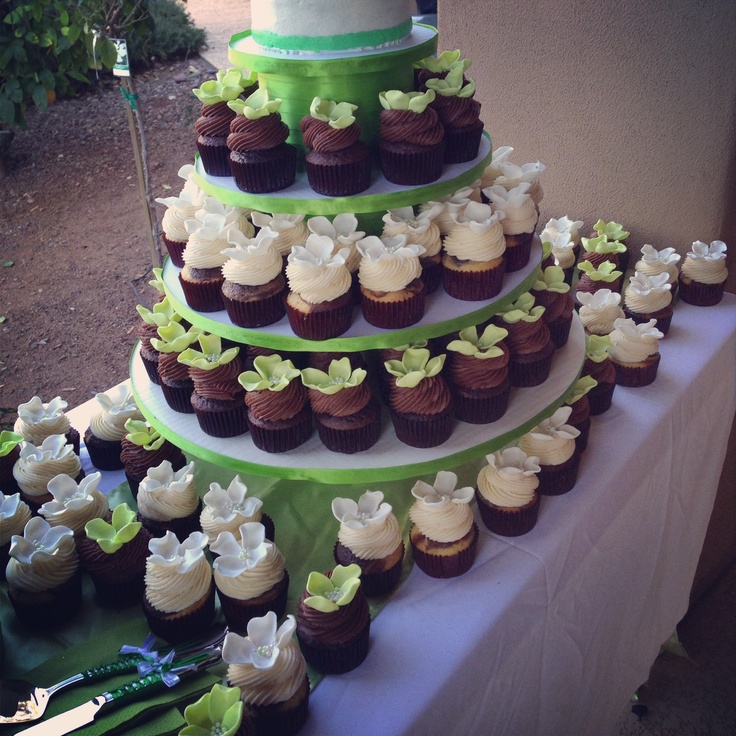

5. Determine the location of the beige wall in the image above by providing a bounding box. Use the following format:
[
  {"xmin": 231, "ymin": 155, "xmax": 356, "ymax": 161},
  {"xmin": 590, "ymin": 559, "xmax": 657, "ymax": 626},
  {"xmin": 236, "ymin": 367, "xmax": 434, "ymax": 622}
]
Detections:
[{"xmin": 439, "ymin": 0, "xmax": 736, "ymax": 293}]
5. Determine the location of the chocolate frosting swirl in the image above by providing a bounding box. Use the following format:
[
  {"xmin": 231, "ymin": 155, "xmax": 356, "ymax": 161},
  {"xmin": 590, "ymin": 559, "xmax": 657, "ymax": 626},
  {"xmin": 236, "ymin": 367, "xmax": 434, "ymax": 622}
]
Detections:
[
  {"xmin": 379, "ymin": 107, "xmax": 444, "ymax": 146},
  {"xmin": 245, "ymin": 379, "xmax": 306, "ymax": 422},
  {"xmin": 296, "ymin": 586, "xmax": 370, "ymax": 645},
  {"xmin": 227, "ymin": 113, "xmax": 289, "ymax": 152},
  {"xmin": 499, "ymin": 320, "xmax": 552, "ymax": 356},
  {"xmin": 190, "ymin": 360, "xmax": 243, "ymax": 401},
  {"xmin": 583, "ymin": 357, "xmax": 616, "ymax": 385},
  {"xmin": 120, "ymin": 438, "xmax": 183, "ymax": 479},
  {"xmin": 565, "ymin": 396, "xmax": 590, "ymax": 426},
  {"xmin": 195, "ymin": 101, "xmax": 236, "ymax": 138},
  {"xmin": 432, "ymin": 94, "xmax": 482, "ymax": 129},
  {"xmin": 300, "ymin": 117, "xmax": 362, "ymax": 153},
  {"xmin": 138, "ymin": 322, "xmax": 158, "ymax": 350},
  {"xmin": 448, "ymin": 349, "xmax": 509, "ymax": 390},
  {"xmin": 158, "ymin": 351, "xmax": 191, "ymax": 383},
  {"xmin": 389, "ymin": 375, "xmax": 451, "ymax": 416},
  {"xmin": 532, "ymin": 289, "xmax": 574, "ymax": 323},
  {"xmin": 308, "ymin": 382, "xmax": 372, "ymax": 417},
  {"xmin": 79, "ymin": 526, "xmax": 152, "ymax": 578}
]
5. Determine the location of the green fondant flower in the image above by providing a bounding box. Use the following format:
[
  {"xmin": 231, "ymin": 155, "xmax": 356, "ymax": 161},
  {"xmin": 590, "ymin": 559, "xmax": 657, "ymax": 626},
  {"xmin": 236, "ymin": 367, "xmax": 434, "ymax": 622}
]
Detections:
[
  {"xmin": 585, "ymin": 334, "xmax": 612, "ymax": 362},
  {"xmin": 446, "ymin": 325, "xmax": 508, "ymax": 359},
  {"xmin": 541, "ymin": 240, "xmax": 553, "ymax": 261},
  {"xmin": 192, "ymin": 68, "xmax": 251, "ymax": 105},
  {"xmin": 181, "ymin": 683, "xmax": 244, "ymax": 736},
  {"xmin": 577, "ymin": 260, "xmax": 622, "ymax": 282},
  {"xmin": 581, "ymin": 234, "xmax": 626, "ymax": 254},
  {"xmin": 533, "ymin": 266, "xmax": 571, "ymax": 294},
  {"xmin": 565, "ymin": 376, "xmax": 598, "ymax": 405},
  {"xmin": 384, "ymin": 348, "xmax": 446, "ymax": 388},
  {"xmin": 135, "ymin": 297, "xmax": 181, "ymax": 328},
  {"xmin": 593, "ymin": 219, "xmax": 630, "ymax": 241},
  {"xmin": 425, "ymin": 63, "xmax": 475, "ymax": 98},
  {"xmin": 149, "ymin": 267, "xmax": 165, "ymax": 294},
  {"xmin": 0, "ymin": 430, "xmax": 23, "ymax": 458},
  {"xmin": 496, "ymin": 292, "xmax": 545, "ymax": 324},
  {"xmin": 301, "ymin": 358, "xmax": 366, "ymax": 395},
  {"xmin": 379, "ymin": 89, "xmax": 435, "ymax": 113},
  {"xmin": 178, "ymin": 333, "xmax": 239, "ymax": 370},
  {"xmin": 85, "ymin": 503, "xmax": 141, "ymax": 554},
  {"xmin": 238, "ymin": 354, "xmax": 300, "ymax": 392},
  {"xmin": 150, "ymin": 322, "xmax": 202, "ymax": 354},
  {"xmin": 309, "ymin": 97, "xmax": 357, "ymax": 129},
  {"xmin": 415, "ymin": 49, "xmax": 471, "ymax": 74},
  {"xmin": 304, "ymin": 563, "xmax": 362, "ymax": 613},
  {"xmin": 124, "ymin": 419, "xmax": 165, "ymax": 450},
  {"xmin": 228, "ymin": 87, "xmax": 282, "ymax": 119}
]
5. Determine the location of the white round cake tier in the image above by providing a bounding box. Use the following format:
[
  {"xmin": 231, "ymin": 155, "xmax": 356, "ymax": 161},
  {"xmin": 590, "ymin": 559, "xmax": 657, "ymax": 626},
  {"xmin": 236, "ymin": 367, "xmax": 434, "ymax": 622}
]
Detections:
[
  {"xmin": 130, "ymin": 315, "xmax": 584, "ymax": 484},
  {"xmin": 162, "ymin": 237, "xmax": 542, "ymax": 352}
]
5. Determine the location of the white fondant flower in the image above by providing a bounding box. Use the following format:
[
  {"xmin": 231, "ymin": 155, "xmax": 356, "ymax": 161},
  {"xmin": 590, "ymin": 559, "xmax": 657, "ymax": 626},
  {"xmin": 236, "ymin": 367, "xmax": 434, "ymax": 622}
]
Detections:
[
  {"xmin": 203, "ymin": 475, "xmax": 263, "ymax": 521},
  {"xmin": 94, "ymin": 385, "xmax": 139, "ymax": 417},
  {"xmin": 627, "ymin": 271, "xmax": 672, "ymax": 296},
  {"xmin": 688, "ymin": 240, "xmax": 727, "ymax": 261},
  {"xmin": 357, "ymin": 234, "xmax": 425, "ymax": 261},
  {"xmin": 139, "ymin": 460, "xmax": 195, "ymax": 494},
  {"xmin": 287, "ymin": 233, "xmax": 350, "ymax": 268},
  {"xmin": 383, "ymin": 203, "xmax": 443, "ymax": 232},
  {"xmin": 41, "ymin": 472, "xmax": 104, "ymax": 514},
  {"xmin": 576, "ymin": 288, "xmax": 622, "ymax": 309},
  {"xmin": 1, "ymin": 492, "xmax": 24, "ymax": 519},
  {"xmin": 250, "ymin": 212, "xmax": 305, "ymax": 232},
  {"xmin": 147, "ymin": 530, "xmax": 208, "ymax": 573},
  {"xmin": 17, "ymin": 396, "xmax": 67, "ymax": 424},
  {"xmin": 437, "ymin": 186, "xmax": 475, "ymax": 206},
  {"xmin": 331, "ymin": 490, "xmax": 392, "ymax": 529},
  {"xmin": 486, "ymin": 447, "xmax": 541, "ymax": 476},
  {"xmin": 639, "ymin": 244, "xmax": 681, "ymax": 265},
  {"xmin": 211, "ymin": 522, "xmax": 270, "ymax": 576},
  {"xmin": 451, "ymin": 200, "xmax": 504, "ymax": 233},
  {"xmin": 9, "ymin": 516, "xmax": 73, "ymax": 564},
  {"xmin": 187, "ymin": 198, "xmax": 252, "ymax": 238},
  {"xmin": 19, "ymin": 434, "xmax": 73, "ymax": 462},
  {"xmin": 411, "ymin": 471, "xmax": 474, "ymax": 506},
  {"xmin": 484, "ymin": 181, "xmax": 533, "ymax": 209},
  {"xmin": 612, "ymin": 317, "xmax": 664, "ymax": 340},
  {"xmin": 497, "ymin": 160, "xmax": 546, "ymax": 185},
  {"xmin": 528, "ymin": 406, "xmax": 580, "ymax": 441},
  {"xmin": 307, "ymin": 213, "xmax": 364, "ymax": 245},
  {"xmin": 222, "ymin": 226, "xmax": 279, "ymax": 257},
  {"xmin": 222, "ymin": 611, "xmax": 296, "ymax": 670},
  {"xmin": 541, "ymin": 216, "xmax": 584, "ymax": 241}
]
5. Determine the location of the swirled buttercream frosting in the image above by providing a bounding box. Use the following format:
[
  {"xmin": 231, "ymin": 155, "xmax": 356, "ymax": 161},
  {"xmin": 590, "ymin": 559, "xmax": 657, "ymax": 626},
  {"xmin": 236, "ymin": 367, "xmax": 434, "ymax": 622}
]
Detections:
[
  {"xmin": 0, "ymin": 492, "xmax": 32, "ymax": 546},
  {"xmin": 137, "ymin": 461, "xmax": 199, "ymax": 522},
  {"xmin": 477, "ymin": 448, "xmax": 540, "ymax": 508},
  {"xmin": 409, "ymin": 500, "xmax": 473, "ymax": 544},
  {"xmin": 608, "ymin": 318, "xmax": 662, "ymax": 363},
  {"xmin": 39, "ymin": 473, "xmax": 109, "ymax": 535},
  {"xmin": 14, "ymin": 396, "xmax": 72, "ymax": 446},
  {"xmin": 379, "ymin": 107, "xmax": 444, "ymax": 146},
  {"xmin": 13, "ymin": 435, "xmax": 81, "ymax": 496}
]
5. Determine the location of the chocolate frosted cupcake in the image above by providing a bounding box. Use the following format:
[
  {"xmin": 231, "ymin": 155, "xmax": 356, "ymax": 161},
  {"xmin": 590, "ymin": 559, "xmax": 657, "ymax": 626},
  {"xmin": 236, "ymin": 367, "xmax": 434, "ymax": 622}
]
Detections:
[
  {"xmin": 623, "ymin": 271, "xmax": 674, "ymax": 336},
  {"xmin": 409, "ymin": 471, "xmax": 479, "ymax": 578},
  {"xmin": 227, "ymin": 89, "xmax": 297, "ymax": 193},
  {"xmin": 357, "ymin": 234, "xmax": 425, "ymax": 329},
  {"xmin": 79, "ymin": 503, "xmax": 152, "ymax": 607},
  {"xmin": 577, "ymin": 234, "xmax": 627, "ymax": 270},
  {"xmin": 445, "ymin": 324, "xmax": 511, "ymax": 424},
  {"xmin": 39, "ymin": 472, "xmax": 110, "ymax": 542},
  {"xmin": 384, "ymin": 348, "xmax": 454, "ymax": 448},
  {"xmin": 0, "ymin": 430, "xmax": 23, "ymax": 494},
  {"xmin": 607, "ymin": 317, "xmax": 664, "ymax": 387},
  {"xmin": 581, "ymin": 334, "xmax": 617, "ymax": 415},
  {"xmin": 475, "ymin": 447, "xmax": 541, "ymax": 537},
  {"xmin": 530, "ymin": 265, "xmax": 575, "ymax": 348},
  {"xmin": 178, "ymin": 334, "xmax": 247, "ymax": 437},
  {"xmin": 301, "ymin": 357, "xmax": 381, "ymax": 454},
  {"xmin": 150, "ymin": 322, "xmax": 202, "ymax": 414},
  {"xmin": 563, "ymin": 376, "xmax": 597, "ymax": 453},
  {"xmin": 239, "ymin": 355, "xmax": 313, "ymax": 453},
  {"xmin": 485, "ymin": 182, "xmax": 538, "ymax": 272},
  {"xmin": 143, "ymin": 530, "xmax": 215, "ymax": 643},
  {"xmin": 378, "ymin": 89, "xmax": 445, "ymax": 185},
  {"xmin": 678, "ymin": 239, "xmax": 729, "ymax": 306},
  {"xmin": 296, "ymin": 564, "xmax": 371, "ymax": 674},
  {"xmin": 135, "ymin": 295, "xmax": 183, "ymax": 385},
  {"xmin": 589, "ymin": 219, "xmax": 631, "ymax": 272},
  {"xmin": 332, "ymin": 490, "xmax": 405, "ymax": 597},
  {"xmin": 575, "ymin": 260, "xmax": 623, "ymax": 300},
  {"xmin": 426, "ymin": 63, "xmax": 483, "ymax": 163},
  {"xmin": 301, "ymin": 97, "xmax": 372, "ymax": 196},
  {"xmin": 415, "ymin": 49, "xmax": 470, "ymax": 91},
  {"xmin": 0, "ymin": 491, "xmax": 31, "ymax": 579},
  {"xmin": 14, "ymin": 395, "xmax": 80, "ymax": 456},
  {"xmin": 193, "ymin": 69, "xmax": 255, "ymax": 176},
  {"xmin": 211, "ymin": 521, "xmax": 289, "ymax": 633}
]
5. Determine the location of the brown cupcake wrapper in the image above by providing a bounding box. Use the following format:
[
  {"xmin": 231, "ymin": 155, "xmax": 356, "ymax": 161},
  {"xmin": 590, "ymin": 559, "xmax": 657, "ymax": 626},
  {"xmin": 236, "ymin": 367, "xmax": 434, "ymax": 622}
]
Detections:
[
  {"xmin": 503, "ymin": 233, "xmax": 534, "ymax": 272},
  {"xmin": 223, "ymin": 289, "xmax": 286, "ymax": 328},
  {"xmin": 379, "ymin": 140, "xmax": 445, "ymax": 185},
  {"xmin": 442, "ymin": 122, "xmax": 484, "ymax": 164},
  {"xmin": 192, "ymin": 396, "xmax": 248, "ymax": 438},
  {"xmin": 162, "ymin": 234, "xmax": 186, "ymax": 268},
  {"xmin": 243, "ymin": 676, "xmax": 310, "ymax": 736},
  {"xmin": 197, "ymin": 140, "xmax": 232, "ymax": 177},
  {"xmin": 139, "ymin": 349, "xmax": 161, "ymax": 385},
  {"xmin": 537, "ymin": 453, "xmax": 581, "ymax": 496},
  {"xmin": 410, "ymin": 522, "xmax": 479, "ymax": 578},
  {"xmin": 390, "ymin": 404, "xmax": 454, "ymax": 448},
  {"xmin": 421, "ymin": 257, "xmax": 443, "ymax": 294},
  {"xmin": 89, "ymin": 571, "xmax": 146, "ymax": 608},
  {"xmin": 159, "ymin": 378, "xmax": 195, "ymax": 414},
  {"xmin": 314, "ymin": 407, "xmax": 382, "ymax": 454},
  {"xmin": 508, "ymin": 340, "xmax": 556, "ymax": 387},
  {"xmin": 360, "ymin": 286, "xmax": 425, "ymax": 329},
  {"xmin": 678, "ymin": 277, "xmax": 725, "ymax": 306},
  {"xmin": 334, "ymin": 541, "xmax": 405, "ymax": 597},
  {"xmin": 7, "ymin": 572, "xmax": 83, "ymax": 629},
  {"xmin": 217, "ymin": 571, "xmax": 289, "ymax": 634},
  {"xmin": 569, "ymin": 415, "xmax": 592, "ymax": 453},
  {"xmin": 138, "ymin": 502, "xmax": 203, "ymax": 540},
  {"xmin": 229, "ymin": 144, "xmax": 297, "ymax": 193},
  {"xmin": 297, "ymin": 621, "xmax": 371, "ymax": 674},
  {"xmin": 612, "ymin": 353, "xmax": 660, "ymax": 387},
  {"xmin": 442, "ymin": 258, "xmax": 505, "ymax": 301},
  {"xmin": 451, "ymin": 381, "xmax": 511, "ymax": 424},
  {"xmin": 305, "ymin": 154, "xmax": 373, "ymax": 196},
  {"xmin": 247, "ymin": 407, "xmax": 313, "ymax": 453},
  {"xmin": 285, "ymin": 298, "xmax": 354, "ymax": 340},
  {"xmin": 475, "ymin": 488, "xmax": 541, "ymax": 537},
  {"xmin": 84, "ymin": 431, "xmax": 124, "ymax": 471},
  {"xmin": 546, "ymin": 314, "xmax": 573, "ymax": 348},
  {"xmin": 143, "ymin": 579, "xmax": 216, "ymax": 644},
  {"xmin": 587, "ymin": 381, "xmax": 616, "ymax": 415},
  {"xmin": 179, "ymin": 272, "xmax": 225, "ymax": 312}
]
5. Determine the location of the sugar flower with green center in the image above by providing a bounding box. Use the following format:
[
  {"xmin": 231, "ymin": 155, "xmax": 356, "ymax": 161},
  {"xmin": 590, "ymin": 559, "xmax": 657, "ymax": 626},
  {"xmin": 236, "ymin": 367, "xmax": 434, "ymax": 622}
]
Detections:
[
  {"xmin": 533, "ymin": 265, "xmax": 571, "ymax": 294},
  {"xmin": 19, "ymin": 434, "xmax": 74, "ymax": 463},
  {"xmin": 210, "ymin": 521, "xmax": 271, "ymax": 575},
  {"xmin": 411, "ymin": 470, "xmax": 474, "ymax": 506},
  {"xmin": 577, "ymin": 259, "xmax": 622, "ymax": 282},
  {"xmin": 301, "ymin": 357, "xmax": 367, "ymax": 395},
  {"xmin": 332, "ymin": 490, "xmax": 392, "ymax": 529},
  {"xmin": 0, "ymin": 430, "xmax": 23, "ymax": 458},
  {"xmin": 136, "ymin": 296, "xmax": 181, "ymax": 328},
  {"xmin": 192, "ymin": 68, "xmax": 253, "ymax": 105},
  {"xmin": 415, "ymin": 49, "xmax": 471, "ymax": 74},
  {"xmin": 228, "ymin": 87, "xmax": 282, "ymax": 119},
  {"xmin": 585, "ymin": 333, "xmax": 612, "ymax": 363},
  {"xmin": 178, "ymin": 333, "xmax": 240, "ymax": 370},
  {"xmin": 181, "ymin": 683, "xmax": 244, "ymax": 736},
  {"xmin": 9, "ymin": 516, "xmax": 73, "ymax": 564},
  {"xmin": 309, "ymin": 96, "xmax": 358, "ymax": 129},
  {"xmin": 496, "ymin": 292, "xmax": 545, "ymax": 324},
  {"xmin": 85, "ymin": 503, "xmax": 142, "ymax": 554},
  {"xmin": 379, "ymin": 88, "xmax": 435, "ymax": 113},
  {"xmin": 565, "ymin": 376, "xmax": 598, "ymax": 405},
  {"xmin": 384, "ymin": 347, "xmax": 446, "ymax": 388},
  {"xmin": 304, "ymin": 563, "xmax": 362, "ymax": 612},
  {"xmin": 150, "ymin": 322, "xmax": 202, "ymax": 355},
  {"xmin": 148, "ymin": 530, "xmax": 209, "ymax": 573},
  {"xmin": 425, "ymin": 62, "xmax": 476, "ymax": 98},
  {"xmin": 42, "ymin": 472, "xmax": 104, "ymax": 513},
  {"xmin": 124, "ymin": 419, "xmax": 166, "ymax": 451},
  {"xmin": 223, "ymin": 610, "xmax": 297, "ymax": 670},
  {"xmin": 581, "ymin": 234, "xmax": 626, "ymax": 255},
  {"xmin": 238, "ymin": 354, "xmax": 301, "ymax": 393},
  {"xmin": 593, "ymin": 219, "xmax": 630, "ymax": 241},
  {"xmin": 446, "ymin": 324, "xmax": 508, "ymax": 359},
  {"xmin": 204, "ymin": 475, "xmax": 263, "ymax": 522}
]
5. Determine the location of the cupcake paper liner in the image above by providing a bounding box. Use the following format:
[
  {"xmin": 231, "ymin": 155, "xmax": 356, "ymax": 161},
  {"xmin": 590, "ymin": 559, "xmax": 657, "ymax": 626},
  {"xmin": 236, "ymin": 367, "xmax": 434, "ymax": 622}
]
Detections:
[
  {"xmin": 508, "ymin": 340, "xmax": 556, "ymax": 388},
  {"xmin": 162, "ymin": 234, "xmax": 186, "ymax": 268},
  {"xmin": 587, "ymin": 381, "xmax": 616, "ymax": 415},
  {"xmin": 7, "ymin": 572, "xmax": 83, "ymax": 629},
  {"xmin": 441, "ymin": 256, "xmax": 505, "ymax": 301},
  {"xmin": 83, "ymin": 430, "xmax": 124, "ymax": 471},
  {"xmin": 217, "ymin": 571, "xmax": 289, "ymax": 634},
  {"xmin": 678, "ymin": 277, "xmax": 726, "ymax": 307},
  {"xmin": 179, "ymin": 271, "xmax": 226, "ymax": 312},
  {"xmin": 443, "ymin": 121, "xmax": 484, "ymax": 164},
  {"xmin": 314, "ymin": 401, "xmax": 382, "ymax": 454},
  {"xmin": 360, "ymin": 283, "xmax": 425, "ymax": 329},
  {"xmin": 159, "ymin": 378, "xmax": 195, "ymax": 414},
  {"xmin": 229, "ymin": 144, "xmax": 297, "ymax": 193},
  {"xmin": 143, "ymin": 579, "xmax": 216, "ymax": 644},
  {"xmin": 305, "ymin": 149, "xmax": 373, "ymax": 196},
  {"xmin": 297, "ymin": 621, "xmax": 370, "ymax": 674},
  {"xmin": 503, "ymin": 233, "xmax": 534, "ymax": 273},
  {"xmin": 410, "ymin": 522, "xmax": 479, "ymax": 578},
  {"xmin": 191, "ymin": 393, "xmax": 248, "ymax": 438},
  {"xmin": 451, "ymin": 381, "xmax": 511, "ymax": 424},
  {"xmin": 334, "ymin": 541, "xmax": 405, "ymax": 597},
  {"xmin": 390, "ymin": 403, "xmax": 454, "ymax": 448},
  {"xmin": 138, "ymin": 502, "xmax": 203, "ymax": 540},
  {"xmin": 475, "ymin": 488, "xmax": 541, "ymax": 537},
  {"xmin": 196, "ymin": 138, "xmax": 232, "ymax": 177},
  {"xmin": 223, "ymin": 288, "xmax": 287, "ymax": 328},
  {"xmin": 285, "ymin": 295, "xmax": 354, "ymax": 341},
  {"xmin": 247, "ymin": 406, "xmax": 313, "ymax": 453},
  {"xmin": 379, "ymin": 140, "xmax": 445, "ymax": 185},
  {"xmin": 537, "ymin": 453, "xmax": 581, "ymax": 496},
  {"xmin": 611, "ymin": 353, "xmax": 660, "ymax": 387}
]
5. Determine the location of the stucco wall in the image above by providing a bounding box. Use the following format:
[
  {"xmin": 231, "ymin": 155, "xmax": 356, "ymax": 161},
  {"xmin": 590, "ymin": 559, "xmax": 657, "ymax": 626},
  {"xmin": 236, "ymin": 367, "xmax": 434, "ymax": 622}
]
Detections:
[{"xmin": 439, "ymin": 0, "xmax": 736, "ymax": 292}]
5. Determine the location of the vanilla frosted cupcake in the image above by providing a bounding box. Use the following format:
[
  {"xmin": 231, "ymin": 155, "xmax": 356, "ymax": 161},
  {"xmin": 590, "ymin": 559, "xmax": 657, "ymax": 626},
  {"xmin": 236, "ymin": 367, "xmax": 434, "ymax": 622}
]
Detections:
[
  {"xmin": 540, "ymin": 216, "xmax": 584, "ymax": 248},
  {"xmin": 420, "ymin": 186, "xmax": 475, "ymax": 236},
  {"xmin": 83, "ymin": 385, "xmax": 143, "ymax": 471},
  {"xmin": 251, "ymin": 212, "xmax": 310, "ymax": 261},
  {"xmin": 546, "ymin": 232, "xmax": 578, "ymax": 284},
  {"xmin": 332, "ymin": 490, "xmax": 405, "ymax": 596},
  {"xmin": 623, "ymin": 272, "xmax": 674, "ymax": 335},
  {"xmin": 1, "ymin": 492, "xmax": 31, "ymax": 577},
  {"xmin": 475, "ymin": 447, "xmax": 541, "ymax": 536},
  {"xmin": 442, "ymin": 201, "xmax": 506, "ymax": 300},
  {"xmin": 357, "ymin": 234, "xmax": 425, "ymax": 328},
  {"xmin": 14, "ymin": 396, "xmax": 79, "ymax": 455},
  {"xmin": 577, "ymin": 289, "xmax": 625, "ymax": 336},
  {"xmin": 479, "ymin": 145, "xmax": 514, "ymax": 191},
  {"xmin": 307, "ymin": 214, "xmax": 365, "ymax": 288},
  {"xmin": 211, "ymin": 521, "xmax": 289, "ymax": 632},
  {"xmin": 518, "ymin": 407, "xmax": 581, "ymax": 496},
  {"xmin": 223, "ymin": 613, "xmax": 310, "ymax": 736},
  {"xmin": 678, "ymin": 239, "xmax": 729, "ymax": 306},
  {"xmin": 13, "ymin": 435, "xmax": 83, "ymax": 511},
  {"xmin": 382, "ymin": 204, "xmax": 444, "ymax": 293},
  {"xmin": 143, "ymin": 530, "xmax": 215, "ymax": 643},
  {"xmin": 634, "ymin": 244, "xmax": 681, "ymax": 286},
  {"xmin": 608, "ymin": 317, "xmax": 663, "ymax": 387},
  {"xmin": 493, "ymin": 160, "xmax": 546, "ymax": 209},
  {"xmin": 6, "ymin": 517, "xmax": 82, "ymax": 628},
  {"xmin": 409, "ymin": 471, "xmax": 478, "ymax": 578},
  {"xmin": 485, "ymin": 181, "xmax": 538, "ymax": 271},
  {"xmin": 38, "ymin": 472, "xmax": 110, "ymax": 539},
  {"xmin": 201, "ymin": 474, "xmax": 274, "ymax": 543}
]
